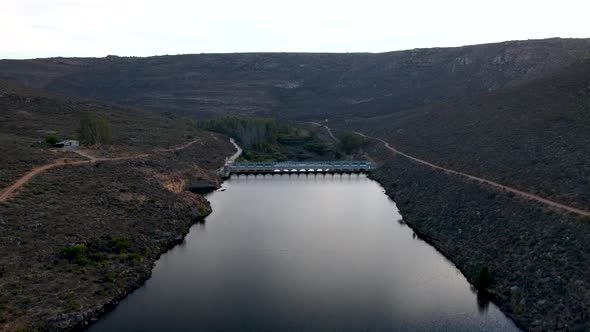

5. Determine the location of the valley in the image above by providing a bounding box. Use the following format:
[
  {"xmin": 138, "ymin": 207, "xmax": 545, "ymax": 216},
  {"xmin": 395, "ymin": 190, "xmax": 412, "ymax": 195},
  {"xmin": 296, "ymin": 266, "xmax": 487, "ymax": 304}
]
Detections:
[{"xmin": 1, "ymin": 37, "xmax": 590, "ymax": 331}]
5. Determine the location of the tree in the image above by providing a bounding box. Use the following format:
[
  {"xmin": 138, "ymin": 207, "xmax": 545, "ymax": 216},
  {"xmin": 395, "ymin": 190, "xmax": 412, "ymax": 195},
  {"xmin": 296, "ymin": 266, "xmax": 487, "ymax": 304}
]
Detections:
[
  {"xmin": 338, "ymin": 131, "xmax": 364, "ymax": 154},
  {"xmin": 79, "ymin": 114, "xmax": 112, "ymax": 145},
  {"xmin": 474, "ymin": 266, "xmax": 493, "ymax": 289},
  {"xmin": 44, "ymin": 135, "xmax": 60, "ymax": 145}
]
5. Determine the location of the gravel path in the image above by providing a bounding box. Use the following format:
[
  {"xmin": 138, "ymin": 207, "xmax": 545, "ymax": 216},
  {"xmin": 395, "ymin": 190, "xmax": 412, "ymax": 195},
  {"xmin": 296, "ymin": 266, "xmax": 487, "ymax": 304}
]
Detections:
[{"xmin": 356, "ymin": 131, "xmax": 590, "ymax": 217}]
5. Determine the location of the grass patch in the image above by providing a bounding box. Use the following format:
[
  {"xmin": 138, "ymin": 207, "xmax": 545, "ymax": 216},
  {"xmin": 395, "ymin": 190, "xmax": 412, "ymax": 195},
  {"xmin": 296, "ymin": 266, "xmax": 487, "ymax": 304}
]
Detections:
[
  {"xmin": 61, "ymin": 293, "xmax": 79, "ymax": 311},
  {"xmin": 108, "ymin": 237, "xmax": 130, "ymax": 253},
  {"xmin": 102, "ymin": 272, "xmax": 116, "ymax": 283},
  {"xmin": 118, "ymin": 253, "xmax": 141, "ymax": 265},
  {"xmin": 88, "ymin": 252, "xmax": 106, "ymax": 263}
]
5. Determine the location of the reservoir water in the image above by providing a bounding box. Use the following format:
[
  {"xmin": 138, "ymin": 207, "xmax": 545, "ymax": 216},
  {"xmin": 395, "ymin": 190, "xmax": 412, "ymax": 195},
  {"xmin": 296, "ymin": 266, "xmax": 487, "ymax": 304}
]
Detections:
[{"xmin": 90, "ymin": 174, "xmax": 519, "ymax": 331}]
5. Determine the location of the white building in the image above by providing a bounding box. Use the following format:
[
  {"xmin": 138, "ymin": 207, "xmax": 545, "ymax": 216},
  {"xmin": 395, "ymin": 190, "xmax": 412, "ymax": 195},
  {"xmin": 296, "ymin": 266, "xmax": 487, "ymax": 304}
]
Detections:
[{"xmin": 55, "ymin": 140, "xmax": 80, "ymax": 148}]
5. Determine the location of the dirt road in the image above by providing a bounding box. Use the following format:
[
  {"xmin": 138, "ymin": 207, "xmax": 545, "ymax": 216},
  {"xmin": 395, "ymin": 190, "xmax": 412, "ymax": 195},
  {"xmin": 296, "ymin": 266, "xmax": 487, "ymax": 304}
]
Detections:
[
  {"xmin": 356, "ymin": 131, "xmax": 590, "ymax": 217},
  {"xmin": 0, "ymin": 139, "xmax": 207, "ymax": 203},
  {"xmin": 0, "ymin": 153, "xmax": 148, "ymax": 203},
  {"xmin": 308, "ymin": 122, "xmax": 339, "ymax": 143},
  {"xmin": 154, "ymin": 138, "xmax": 201, "ymax": 153}
]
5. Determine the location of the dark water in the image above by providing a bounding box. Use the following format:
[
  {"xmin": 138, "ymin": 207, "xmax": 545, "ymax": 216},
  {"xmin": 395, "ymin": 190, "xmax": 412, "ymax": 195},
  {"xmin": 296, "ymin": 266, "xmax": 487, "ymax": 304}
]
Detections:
[{"xmin": 90, "ymin": 174, "xmax": 519, "ymax": 331}]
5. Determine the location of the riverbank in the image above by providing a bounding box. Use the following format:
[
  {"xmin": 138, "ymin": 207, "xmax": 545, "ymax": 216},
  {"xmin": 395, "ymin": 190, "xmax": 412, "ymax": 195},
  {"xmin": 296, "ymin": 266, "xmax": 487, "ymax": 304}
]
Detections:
[
  {"xmin": 87, "ymin": 173, "xmax": 518, "ymax": 331},
  {"xmin": 366, "ymin": 140, "xmax": 590, "ymax": 331},
  {"xmin": 0, "ymin": 133, "xmax": 236, "ymax": 331}
]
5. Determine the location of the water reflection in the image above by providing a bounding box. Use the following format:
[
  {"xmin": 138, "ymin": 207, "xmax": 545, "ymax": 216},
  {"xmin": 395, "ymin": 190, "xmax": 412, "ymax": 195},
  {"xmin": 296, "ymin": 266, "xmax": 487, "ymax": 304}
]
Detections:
[
  {"xmin": 476, "ymin": 290, "xmax": 492, "ymax": 314},
  {"xmin": 90, "ymin": 175, "xmax": 519, "ymax": 331}
]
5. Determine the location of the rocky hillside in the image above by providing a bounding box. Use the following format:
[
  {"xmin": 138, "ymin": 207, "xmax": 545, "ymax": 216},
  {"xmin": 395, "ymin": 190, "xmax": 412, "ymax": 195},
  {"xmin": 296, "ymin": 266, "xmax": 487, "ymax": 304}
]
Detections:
[
  {"xmin": 0, "ymin": 82, "xmax": 235, "ymax": 330},
  {"xmin": 0, "ymin": 80, "xmax": 206, "ymax": 188},
  {"xmin": 1, "ymin": 38, "xmax": 590, "ymax": 119},
  {"xmin": 347, "ymin": 59, "xmax": 590, "ymax": 211},
  {"xmin": 3, "ymin": 38, "xmax": 590, "ymax": 331},
  {"xmin": 368, "ymin": 144, "xmax": 590, "ymax": 331}
]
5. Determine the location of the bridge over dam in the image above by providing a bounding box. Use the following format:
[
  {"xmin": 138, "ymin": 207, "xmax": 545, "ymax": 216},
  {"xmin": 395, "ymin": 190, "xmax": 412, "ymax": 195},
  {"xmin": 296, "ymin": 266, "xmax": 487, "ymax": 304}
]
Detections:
[{"xmin": 222, "ymin": 161, "xmax": 374, "ymax": 177}]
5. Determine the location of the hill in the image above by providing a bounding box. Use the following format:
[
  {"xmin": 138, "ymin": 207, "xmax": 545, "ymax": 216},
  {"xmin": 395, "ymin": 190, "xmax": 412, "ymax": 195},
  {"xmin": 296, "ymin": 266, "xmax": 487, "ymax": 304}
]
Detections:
[
  {"xmin": 0, "ymin": 82, "xmax": 235, "ymax": 330},
  {"xmin": 0, "ymin": 80, "xmax": 208, "ymax": 188},
  {"xmin": 3, "ymin": 38, "xmax": 590, "ymax": 331},
  {"xmin": 347, "ymin": 59, "xmax": 590, "ymax": 210},
  {"xmin": 1, "ymin": 38, "xmax": 590, "ymax": 120}
]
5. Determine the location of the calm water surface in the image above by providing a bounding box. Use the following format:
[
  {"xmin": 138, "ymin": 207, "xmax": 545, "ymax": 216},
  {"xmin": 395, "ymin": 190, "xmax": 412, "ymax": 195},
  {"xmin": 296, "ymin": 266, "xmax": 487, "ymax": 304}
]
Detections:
[{"xmin": 90, "ymin": 174, "xmax": 519, "ymax": 331}]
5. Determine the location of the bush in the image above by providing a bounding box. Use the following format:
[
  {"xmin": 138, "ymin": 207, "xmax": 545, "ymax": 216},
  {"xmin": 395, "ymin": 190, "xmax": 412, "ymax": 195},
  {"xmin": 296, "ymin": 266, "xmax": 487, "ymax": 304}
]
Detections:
[
  {"xmin": 108, "ymin": 237, "xmax": 130, "ymax": 253},
  {"xmin": 102, "ymin": 272, "xmax": 116, "ymax": 283},
  {"xmin": 75, "ymin": 257, "xmax": 92, "ymax": 266},
  {"xmin": 59, "ymin": 244, "xmax": 88, "ymax": 264},
  {"xmin": 79, "ymin": 114, "xmax": 112, "ymax": 145},
  {"xmin": 44, "ymin": 135, "xmax": 60, "ymax": 145},
  {"xmin": 474, "ymin": 266, "xmax": 493, "ymax": 289},
  {"xmin": 337, "ymin": 131, "xmax": 365, "ymax": 154},
  {"xmin": 119, "ymin": 253, "xmax": 141, "ymax": 265},
  {"xmin": 88, "ymin": 252, "xmax": 106, "ymax": 263}
]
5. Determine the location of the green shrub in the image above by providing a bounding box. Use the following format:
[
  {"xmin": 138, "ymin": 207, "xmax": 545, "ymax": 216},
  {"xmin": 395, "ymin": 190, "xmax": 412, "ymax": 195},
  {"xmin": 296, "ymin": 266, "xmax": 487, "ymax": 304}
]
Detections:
[
  {"xmin": 242, "ymin": 149, "xmax": 264, "ymax": 161},
  {"xmin": 197, "ymin": 203, "xmax": 209, "ymax": 216},
  {"xmin": 119, "ymin": 253, "xmax": 141, "ymax": 265},
  {"xmin": 102, "ymin": 272, "xmax": 116, "ymax": 283},
  {"xmin": 337, "ymin": 131, "xmax": 365, "ymax": 154},
  {"xmin": 580, "ymin": 216, "xmax": 590, "ymax": 223},
  {"xmin": 62, "ymin": 293, "xmax": 79, "ymax": 311},
  {"xmin": 75, "ymin": 257, "xmax": 92, "ymax": 266},
  {"xmin": 474, "ymin": 266, "xmax": 493, "ymax": 289},
  {"xmin": 108, "ymin": 237, "xmax": 130, "ymax": 253},
  {"xmin": 44, "ymin": 136, "xmax": 60, "ymax": 145},
  {"xmin": 88, "ymin": 252, "xmax": 106, "ymax": 263},
  {"xmin": 59, "ymin": 244, "xmax": 88, "ymax": 262}
]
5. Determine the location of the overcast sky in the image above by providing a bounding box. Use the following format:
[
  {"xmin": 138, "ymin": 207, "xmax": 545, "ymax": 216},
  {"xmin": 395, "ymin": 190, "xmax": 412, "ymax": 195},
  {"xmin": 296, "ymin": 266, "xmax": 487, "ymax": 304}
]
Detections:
[{"xmin": 2, "ymin": 0, "xmax": 589, "ymax": 59}]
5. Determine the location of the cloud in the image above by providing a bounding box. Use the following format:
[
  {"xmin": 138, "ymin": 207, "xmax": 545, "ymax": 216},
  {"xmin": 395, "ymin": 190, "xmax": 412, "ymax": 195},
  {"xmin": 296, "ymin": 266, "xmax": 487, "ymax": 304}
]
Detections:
[{"xmin": 2, "ymin": 0, "xmax": 589, "ymax": 59}]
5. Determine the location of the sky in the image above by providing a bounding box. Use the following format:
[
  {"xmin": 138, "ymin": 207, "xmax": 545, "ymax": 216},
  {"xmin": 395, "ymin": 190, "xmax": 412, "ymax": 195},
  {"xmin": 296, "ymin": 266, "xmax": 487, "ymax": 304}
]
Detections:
[{"xmin": 2, "ymin": 0, "xmax": 590, "ymax": 59}]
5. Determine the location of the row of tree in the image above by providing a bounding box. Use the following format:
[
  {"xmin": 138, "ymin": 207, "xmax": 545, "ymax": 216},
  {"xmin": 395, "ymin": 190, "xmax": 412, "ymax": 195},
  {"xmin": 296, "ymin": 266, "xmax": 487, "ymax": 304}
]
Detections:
[
  {"xmin": 199, "ymin": 115, "xmax": 367, "ymax": 159},
  {"xmin": 70, "ymin": 113, "xmax": 367, "ymax": 156},
  {"xmin": 197, "ymin": 116, "xmax": 282, "ymax": 152}
]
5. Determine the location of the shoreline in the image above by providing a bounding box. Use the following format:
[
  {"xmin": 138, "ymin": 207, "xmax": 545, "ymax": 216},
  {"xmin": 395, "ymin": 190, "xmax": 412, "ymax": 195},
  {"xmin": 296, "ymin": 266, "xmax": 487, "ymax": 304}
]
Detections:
[
  {"xmin": 73, "ymin": 139, "xmax": 242, "ymax": 331},
  {"xmin": 367, "ymin": 173, "xmax": 525, "ymax": 331},
  {"xmin": 74, "ymin": 204, "xmax": 214, "ymax": 331},
  {"xmin": 70, "ymin": 137, "xmax": 528, "ymax": 331},
  {"xmin": 81, "ymin": 171, "xmax": 519, "ymax": 331},
  {"xmin": 368, "ymin": 152, "xmax": 589, "ymax": 331}
]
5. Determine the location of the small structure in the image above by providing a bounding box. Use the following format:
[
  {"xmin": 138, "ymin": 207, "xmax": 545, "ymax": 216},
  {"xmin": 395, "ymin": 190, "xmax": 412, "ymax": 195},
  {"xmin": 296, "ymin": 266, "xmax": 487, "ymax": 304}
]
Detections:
[{"xmin": 54, "ymin": 140, "xmax": 80, "ymax": 149}]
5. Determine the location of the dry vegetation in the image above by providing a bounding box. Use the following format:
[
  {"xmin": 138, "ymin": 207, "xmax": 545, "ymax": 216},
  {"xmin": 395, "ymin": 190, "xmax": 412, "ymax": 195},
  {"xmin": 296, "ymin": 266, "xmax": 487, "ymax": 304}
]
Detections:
[
  {"xmin": 0, "ymin": 83, "xmax": 235, "ymax": 330},
  {"xmin": 366, "ymin": 140, "xmax": 590, "ymax": 331},
  {"xmin": 349, "ymin": 60, "xmax": 590, "ymax": 211},
  {"xmin": 2, "ymin": 38, "xmax": 590, "ymax": 331}
]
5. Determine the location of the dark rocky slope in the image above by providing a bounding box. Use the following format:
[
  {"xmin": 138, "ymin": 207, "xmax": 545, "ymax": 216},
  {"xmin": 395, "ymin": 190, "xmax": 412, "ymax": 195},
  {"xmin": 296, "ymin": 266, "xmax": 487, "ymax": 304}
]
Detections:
[
  {"xmin": 1, "ymin": 38, "xmax": 590, "ymax": 119},
  {"xmin": 348, "ymin": 59, "xmax": 590, "ymax": 211},
  {"xmin": 3, "ymin": 38, "xmax": 590, "ymax": 331},
  {"xmin": 0, "ymin": 80, "xmax": 205, "ymax": 188},
  {"xmin": 0, "ymin": 84, "xmax": 235, "ymax": 331},
  {"xmin": 367, "ymin": 141, "xmax": 590, "ymax": 331}
]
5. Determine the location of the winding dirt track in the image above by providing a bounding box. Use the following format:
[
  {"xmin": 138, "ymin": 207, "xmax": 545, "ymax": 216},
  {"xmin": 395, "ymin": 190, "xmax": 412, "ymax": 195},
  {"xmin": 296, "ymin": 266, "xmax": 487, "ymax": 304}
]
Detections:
[
  {"xmin": 155, "ymin": 137, "xmax": 201, "ymax": 153},
  {"xmin": 0, "ymin": 154, "xmax": 148, "ymax": 203},
  {"xmin": 308, "ymin": 122, "xmax": 339, "ymax": 143},
  {"xmin": 355, "ymin": 131, "xmax": 590, "ymax": 217},
  {"xmin": 0, "ymin": 138, "xmax": 202, "ymax": 203}
]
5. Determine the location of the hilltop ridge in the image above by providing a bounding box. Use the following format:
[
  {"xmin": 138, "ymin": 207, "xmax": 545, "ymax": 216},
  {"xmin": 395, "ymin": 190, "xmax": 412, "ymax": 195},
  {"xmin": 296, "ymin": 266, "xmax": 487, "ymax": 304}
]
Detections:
[{"xmin": 1, "ymin": 38, "xmax": 590, "ymax": 119}]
